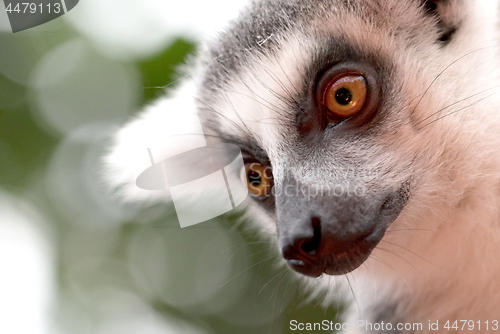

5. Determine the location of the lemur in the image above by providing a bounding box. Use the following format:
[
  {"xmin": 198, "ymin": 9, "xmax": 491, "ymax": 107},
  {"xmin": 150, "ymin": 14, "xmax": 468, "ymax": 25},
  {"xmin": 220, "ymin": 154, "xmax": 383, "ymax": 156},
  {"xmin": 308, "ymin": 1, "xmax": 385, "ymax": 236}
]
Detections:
[{"xmin": 104, "ymin": 0, "xmax": 500, "ymax": 332}]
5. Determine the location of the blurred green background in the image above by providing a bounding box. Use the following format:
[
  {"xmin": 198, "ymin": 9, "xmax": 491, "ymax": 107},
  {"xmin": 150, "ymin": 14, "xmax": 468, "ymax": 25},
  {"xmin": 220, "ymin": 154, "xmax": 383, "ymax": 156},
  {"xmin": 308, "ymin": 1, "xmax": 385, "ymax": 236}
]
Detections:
[{"xmin": 0, "ymin": 2, "xmax": 341, "ymax": 333}]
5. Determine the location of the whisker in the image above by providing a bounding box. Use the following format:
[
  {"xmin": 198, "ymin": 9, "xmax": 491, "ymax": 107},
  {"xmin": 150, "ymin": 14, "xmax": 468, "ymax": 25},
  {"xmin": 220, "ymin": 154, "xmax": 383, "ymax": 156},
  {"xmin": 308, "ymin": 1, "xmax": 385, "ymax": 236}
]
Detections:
[
  {"xmin": 369, "ymin": 255, "xmax": 413, "ymax": 293},
  {"xmin": 259, "ymin": 268, "xmax": 289, "ymax": 294},
  {"xmin": 276, "ymin": 60, "xmax": 303, "ymax": 109},
  {"xmin": 219, "ymin": 255, "xmax": 279, "ymax": 288},
  {"xmin": 220, "ymin": 88, "xmax": 287, "ymax": 114},
  {"xmin": 162, "ymin": 131, "xmax": 261, "ymax": 157},
  {"xmin": 238, "ymin": 57, "xmax": 296, "ymax": 117},
  {"xmin": 246, "ymin": 202, "xmax": 278, "ymax": 226},
  {"xmin": 160, "ymin": 84, "xmax": 251, "ymax": 137},
  {"xmin": 418, "ymin": 91, "xmax": 499, "ymax": 130},
  {"xmin": 312, "ymin": 293, "xmax": 325, "ymax": 308},
  {"xmin": 345, "ymin": 275, "xmax": 362, "ymax": 319},
  {"xmin": 380, "ymin": 240, "xmax": 440, "ymax": 267},
  {"xmin": 142, "ymin": 74, "xmax": 188, "ymax": 91},
  {"xmin": 258, "ymin": 61, "xmax": 303, "ymax": 111},
  {"xmin": 386, "ymin": 228, "xmax": 444, "ymax": 232},
  {"xmin": 411, "ymin": 46, "xmax": 499, "ymax": 116},
  {"xmin": 375, "ymin": 246, "xmax": 421, "ymax": 272},
  {"xmin": 323, "ymin": 276, "xmax": 333, "ymax": 316},
  {"xmin": 221, "ymin": 241, "xmax": 275, "ymax": 254},
  {"xmin": 416, "ymin": 84, "xmax": 500, "ymax": 126},
  {"xmin": 280, "ymin": 276, "xmax": 295, "ymax": 313},
  {"xmin": 269, "ymin": 270, "xmax": 292, "ymax": 301},
  {"xmin": 220, "ymin": 88, "xmax": 255, "ymax": 137}
]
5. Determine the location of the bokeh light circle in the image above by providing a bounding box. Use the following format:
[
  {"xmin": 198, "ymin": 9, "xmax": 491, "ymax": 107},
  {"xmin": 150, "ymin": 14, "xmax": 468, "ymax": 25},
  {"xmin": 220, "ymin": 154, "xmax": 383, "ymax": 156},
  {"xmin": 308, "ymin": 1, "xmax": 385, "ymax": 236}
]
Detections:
[{"xmin": 29, "ymin": 38, "xmax": 140, "ymax": 136}]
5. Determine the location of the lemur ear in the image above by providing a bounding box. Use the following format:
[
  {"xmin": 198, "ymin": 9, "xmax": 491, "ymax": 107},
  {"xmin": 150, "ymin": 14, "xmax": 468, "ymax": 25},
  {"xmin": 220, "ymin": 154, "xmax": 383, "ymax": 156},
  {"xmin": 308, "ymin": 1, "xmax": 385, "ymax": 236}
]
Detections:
[
  {"xmin": 421, "ymin": 0, "xmax": 459, "ymax": 43},
  {"xmin": 102, "ymin": 80, "xmax": 205, "ymax": 204}
]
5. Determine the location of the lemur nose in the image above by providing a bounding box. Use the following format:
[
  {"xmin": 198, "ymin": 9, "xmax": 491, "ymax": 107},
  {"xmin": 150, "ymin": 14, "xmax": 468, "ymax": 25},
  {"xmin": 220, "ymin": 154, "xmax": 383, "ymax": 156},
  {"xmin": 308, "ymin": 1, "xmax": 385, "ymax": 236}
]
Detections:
[
  {"xmin": 281, "ymin": 217, "xmax": 325, "ymax": 277},
  {"xmin": 277, "ymin": 176, "xmax": 408, "ymax": 277},
  {"xmin": 281, "ymin": 215, "xmax": 381, "ymax": 277}
]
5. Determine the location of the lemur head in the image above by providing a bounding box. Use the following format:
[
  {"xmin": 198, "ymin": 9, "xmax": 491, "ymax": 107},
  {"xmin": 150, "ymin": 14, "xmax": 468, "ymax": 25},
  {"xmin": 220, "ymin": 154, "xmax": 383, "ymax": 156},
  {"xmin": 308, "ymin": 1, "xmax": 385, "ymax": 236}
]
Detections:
[
  {"xmin": 106, "ymin": 0, "xmax": 500, "ymax": 279},
  {"xmin": 190, "ymin": 0, "xmax": 500, "ymax": 278}
]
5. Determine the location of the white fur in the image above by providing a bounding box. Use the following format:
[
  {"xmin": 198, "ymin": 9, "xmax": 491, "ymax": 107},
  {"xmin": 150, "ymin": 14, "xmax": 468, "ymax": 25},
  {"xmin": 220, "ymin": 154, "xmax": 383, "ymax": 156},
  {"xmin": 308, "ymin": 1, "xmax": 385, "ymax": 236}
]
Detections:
[{"xmin": 103, "ymin": 80, "xmax": 205, "ymax": 203}]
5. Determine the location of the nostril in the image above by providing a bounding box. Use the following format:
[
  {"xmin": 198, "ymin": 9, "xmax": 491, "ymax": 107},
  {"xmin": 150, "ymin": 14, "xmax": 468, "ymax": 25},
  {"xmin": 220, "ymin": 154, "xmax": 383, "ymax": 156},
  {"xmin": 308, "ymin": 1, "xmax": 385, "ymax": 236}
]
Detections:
[
  {"xmin": 299, "ymin": 216, "xmax": 322, "ymax": 255},
  {"xmin": 282, "ymin": 216, "xmax": 324, "ymax": 277}
]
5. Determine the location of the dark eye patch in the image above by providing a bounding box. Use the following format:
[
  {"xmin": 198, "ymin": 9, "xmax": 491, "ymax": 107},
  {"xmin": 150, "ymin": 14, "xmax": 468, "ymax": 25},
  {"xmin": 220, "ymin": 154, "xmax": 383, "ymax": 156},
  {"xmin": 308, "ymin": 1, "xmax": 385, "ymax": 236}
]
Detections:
[
  {"xmin": 209, "ymin": 130, "xmax": 270, "ymax": 166},
  {"xmin": 423, "ymin": 0, "xmax": 438, "ymax": 14},
  {"xmin": 421, "ymin": 0, "xmax": 457, "ymax": 44}
]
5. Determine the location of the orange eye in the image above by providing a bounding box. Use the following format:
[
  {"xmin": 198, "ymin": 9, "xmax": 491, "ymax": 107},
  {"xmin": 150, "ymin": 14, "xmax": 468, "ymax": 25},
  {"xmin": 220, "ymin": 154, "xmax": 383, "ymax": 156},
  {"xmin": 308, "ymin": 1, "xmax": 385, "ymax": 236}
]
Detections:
[
  {"xmin": 245, "ymin": 163, "xmax": 273, "ymax": 197},
  {"xmin": 322, "ymin": 75, "xmax": 367, "ymax": 119}
]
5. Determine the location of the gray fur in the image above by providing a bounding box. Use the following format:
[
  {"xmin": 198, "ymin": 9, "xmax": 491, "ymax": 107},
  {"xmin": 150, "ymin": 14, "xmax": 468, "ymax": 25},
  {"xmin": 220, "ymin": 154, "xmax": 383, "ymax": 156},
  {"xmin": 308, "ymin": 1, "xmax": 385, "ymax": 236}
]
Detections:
[{"xmin": 198, "ymin": 0, "xmax": 458, "ymax": 106}]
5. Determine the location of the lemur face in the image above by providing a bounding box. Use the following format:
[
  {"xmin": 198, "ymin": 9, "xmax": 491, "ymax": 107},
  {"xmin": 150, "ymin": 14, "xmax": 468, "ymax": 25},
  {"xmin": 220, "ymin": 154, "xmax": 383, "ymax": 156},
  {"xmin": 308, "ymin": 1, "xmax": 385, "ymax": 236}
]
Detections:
[{"xmin": 195, "ymin": 0, "xmax": 500, "ymax": 277}]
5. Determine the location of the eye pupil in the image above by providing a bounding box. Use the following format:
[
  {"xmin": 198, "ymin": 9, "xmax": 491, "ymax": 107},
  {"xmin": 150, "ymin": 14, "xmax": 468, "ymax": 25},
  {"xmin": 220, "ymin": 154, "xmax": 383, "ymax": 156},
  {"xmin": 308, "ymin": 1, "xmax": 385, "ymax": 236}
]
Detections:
[
  {"xmin": 335, "ymin": 88, "xmax": 352, "ymax": 105},
  {"xmin": 248, "ymin": 170, "xmax": 262, "ymax": 186},
  {"xmin": 321, "ymin": 74, "xmax": 367, "ymax": 119},
  {"xmin": 244, "ymin": 163, "xmax": 273, "ymax": 198}
]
